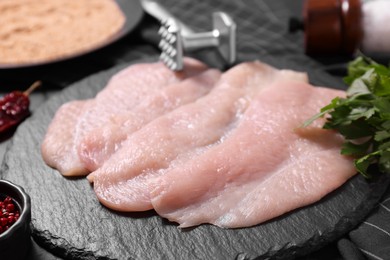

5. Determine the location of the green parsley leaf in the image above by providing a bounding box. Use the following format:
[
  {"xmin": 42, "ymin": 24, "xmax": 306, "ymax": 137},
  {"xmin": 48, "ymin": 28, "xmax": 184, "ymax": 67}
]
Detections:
[
  {"xmin": 304, "ymin": 54, "xmax": 390, "ymax": 178},
  {"xmin": 341, "ymin": 140, "xmax": 371, "ymax": 157}
]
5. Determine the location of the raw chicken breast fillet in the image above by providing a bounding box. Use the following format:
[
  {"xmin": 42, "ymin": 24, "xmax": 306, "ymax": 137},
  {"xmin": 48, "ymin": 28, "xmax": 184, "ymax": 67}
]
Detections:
[
  {"xmin": 79, "ymin": 68, "xmax": 221, "ymax": 171},
  {"xmin": 41, "ymin": 58, "xmax": 207, "ymax": 176},
  {"xmin": 150, "ymin": 80, "xmax": 356, "ymax": 228},
  {"xmin": 89, "ymin": 61, "xmax": 309, "ymax": 212},
  {"xmin": 41, "ymin": 100, "xmax": 88, "ymax": 175}
]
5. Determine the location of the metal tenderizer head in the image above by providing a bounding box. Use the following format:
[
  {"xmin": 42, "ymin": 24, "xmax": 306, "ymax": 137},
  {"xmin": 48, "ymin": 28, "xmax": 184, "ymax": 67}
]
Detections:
[
  {"xmin": 158, "ymin": 18, "xmax": 184, "ymax": 71},
  {"xmin": 157, "ymin": 12, "xmax": 236, "ymax": 71}
]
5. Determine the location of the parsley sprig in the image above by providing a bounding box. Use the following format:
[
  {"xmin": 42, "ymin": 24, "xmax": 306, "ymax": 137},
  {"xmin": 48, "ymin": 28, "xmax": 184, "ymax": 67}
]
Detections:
[{"xmin": 304, "ymin": 56, "xmax": 390, "ymax": 178}]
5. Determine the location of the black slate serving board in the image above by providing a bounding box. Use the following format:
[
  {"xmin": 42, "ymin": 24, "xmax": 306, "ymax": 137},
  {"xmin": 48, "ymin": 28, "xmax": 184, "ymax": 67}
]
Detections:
[{"xmin": 1, "ymin": 57, "xmax": 389, "ymax": 260}]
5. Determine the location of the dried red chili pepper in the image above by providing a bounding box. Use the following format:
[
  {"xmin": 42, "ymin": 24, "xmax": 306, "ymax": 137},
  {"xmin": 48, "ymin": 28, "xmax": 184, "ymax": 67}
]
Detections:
[{"xmin": 0, "ymin": 81, "xmax": 41, "ymax": 135}]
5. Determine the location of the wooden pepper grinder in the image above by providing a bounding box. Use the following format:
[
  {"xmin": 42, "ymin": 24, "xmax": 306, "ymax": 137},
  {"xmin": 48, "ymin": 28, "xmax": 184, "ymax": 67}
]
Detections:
[{"xmin": 290, "ymin": 0, "xmax": 390, "ymax": 56}]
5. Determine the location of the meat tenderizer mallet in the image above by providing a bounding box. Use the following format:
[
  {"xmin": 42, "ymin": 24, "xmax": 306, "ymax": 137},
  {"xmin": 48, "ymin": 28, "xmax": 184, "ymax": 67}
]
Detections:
[{"xmin": 141, "ymin": 0, "xmax": 236, "ymax": 71}]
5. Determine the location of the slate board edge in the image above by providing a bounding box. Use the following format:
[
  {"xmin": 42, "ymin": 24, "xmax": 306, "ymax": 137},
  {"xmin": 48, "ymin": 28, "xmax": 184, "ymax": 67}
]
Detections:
[
  {"xmin": 26, "ymin": 175, "xmax": 390, "ymax": 260},
  {"xmin": 268, "ymin": 175, "xmax": 390, "ymax": 260}
]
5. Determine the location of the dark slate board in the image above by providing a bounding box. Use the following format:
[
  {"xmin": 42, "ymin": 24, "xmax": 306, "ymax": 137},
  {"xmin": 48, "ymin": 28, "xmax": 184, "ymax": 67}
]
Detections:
[{"xmin": 1, "ymin": 57, "xmax": 389, "ymax": 260}]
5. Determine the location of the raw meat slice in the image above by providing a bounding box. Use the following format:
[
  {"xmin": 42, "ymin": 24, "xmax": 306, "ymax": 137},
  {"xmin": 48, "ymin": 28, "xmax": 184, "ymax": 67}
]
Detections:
[
  {"xmin": 42, "ymin": 100, "xmax": 88, "ymax": 175},
  {"xmin": 150, "ymin": 80, "xmax": 356, "ymax": 228},
  {"xmin": 89, "ymin": 61, "xmax": 308, "ymax": 212},
  {"xmin": 41, "ymin": 58, "xmax": 207, "ymax": 176},
  {"xmin": 78, "ymin": 57, "xmax": 208, "ymax": 139},
  {"xmin": 78, "ymin": 68, "xmax": 222, "ymax": 171}
]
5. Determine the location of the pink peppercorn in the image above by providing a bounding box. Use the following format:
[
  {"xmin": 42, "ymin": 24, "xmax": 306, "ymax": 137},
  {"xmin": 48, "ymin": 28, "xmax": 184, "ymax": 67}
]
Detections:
[{"xmin": 0, "ymin": 196, "xmax": 20, "ymax": 235}]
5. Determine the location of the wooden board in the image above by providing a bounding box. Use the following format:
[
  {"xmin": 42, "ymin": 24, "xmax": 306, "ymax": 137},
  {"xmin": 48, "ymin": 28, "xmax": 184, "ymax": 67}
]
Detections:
[{"xmin": 1, "ymin": 57, "xmax": 389, "ymax": 260}]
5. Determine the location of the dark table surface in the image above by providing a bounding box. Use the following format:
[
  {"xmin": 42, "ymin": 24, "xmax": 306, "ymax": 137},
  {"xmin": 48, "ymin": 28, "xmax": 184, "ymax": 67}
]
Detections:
[{"xmin": 0, "ymin": 1, "xmax": 386, "ymax": 259}]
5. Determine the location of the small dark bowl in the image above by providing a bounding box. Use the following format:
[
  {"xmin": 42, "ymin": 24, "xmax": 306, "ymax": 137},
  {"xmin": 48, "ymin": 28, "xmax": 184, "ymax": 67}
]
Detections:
[{"xmin": 0, "ymin": 180, "xmax": 31, "ymax": 260}]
